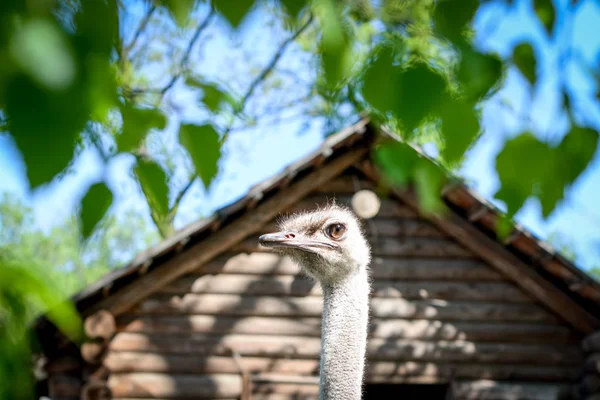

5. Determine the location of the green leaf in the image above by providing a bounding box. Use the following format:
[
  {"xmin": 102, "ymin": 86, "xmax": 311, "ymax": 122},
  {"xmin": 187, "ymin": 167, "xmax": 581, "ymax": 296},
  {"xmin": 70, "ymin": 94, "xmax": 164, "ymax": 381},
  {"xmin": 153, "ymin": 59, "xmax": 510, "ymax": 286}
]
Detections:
[
  {"xmin": 9, "ymin": 17, "xmax": 76, "ymax": 90},
  {"xmin": 281, "ymin": 0, "xmax": 308, "ymax": 19},
  {"xmin": 362, "ymin": 46, "xmax": 399, "ymax": 112},
  {"xmin": 118, "ymin": 104, "xmax": 167, "ymax": 152},
  {"xmin": 433, "ymin": 0, "xmax": 479, "ymax": 42},
  {"xmin": 179, "ymin": 124, "xmax": 222, "ymax": 188},
  {"xmin": 533, "ymin": 0, "xmax": 555, "ymax": 35},
  {"xmin": 495, "ymin": 133, "xmax": 550, "ymax": 214},
  {"xmin": 457, "ymin": 46, "xmax": 503, "ymax": 101},
  {"xmin": 396, "ymin": 65, "xmax": 447, "ymax": 133},
  {"xmin": 80, "ymin": 183, "xmax": 113, "ymax": 239},
  {"xmin": 362, "ymin": 50, "xmax": 448, "ymax": 133},
  {"xmin": 186, "ymin": 77, "xmax": 226, "ymax": 112},
  {"xmin": 6, "ymin": 75, "xmax": 88, "ymax": 188},
  {"xmin": 440, "ymin": 100, "xmax": 480, "ymax": 164},
  {"xmin": 513, "ymin": 42, "xmax": 536, "ymax": 85},
  {"xmin": 316, "ymin": 0, "xmax": 353, "ymax": 87},
  {"xmin": 214, "ymin": 0, "xmax": 255, "ymax": 27},
  {"xmin": 539, "ymin": 125, "xmax": 599, "ymax": 217},
  {"xmin": 413, "ymin": 159, "xmax": 446, "ymax": 215},
  {"xmin": 75, "ymin": 0, "xmax": 119, "ymax": 55},
  {"xmin": 157, "ymin": 0, "xmax": 197, "ymax": 27},
  {"xmin": 373, "ymin": 141, "xmax": 420, "ymax": 187},
  {"xmin": 134, "ymin": 159, "xmax": 169, "ymax": 219}
]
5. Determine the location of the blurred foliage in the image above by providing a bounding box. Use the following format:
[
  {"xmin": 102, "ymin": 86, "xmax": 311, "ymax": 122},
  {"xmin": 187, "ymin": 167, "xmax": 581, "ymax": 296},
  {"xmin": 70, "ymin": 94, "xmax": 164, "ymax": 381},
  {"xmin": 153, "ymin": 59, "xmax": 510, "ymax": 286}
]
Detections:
[
  {"xmin": 0, "ymin": 193, "xmax": 158, "ymax": 398},
  {"xmin": 0, "ymin": 0, "xmax": 599, "ymax": 397}
]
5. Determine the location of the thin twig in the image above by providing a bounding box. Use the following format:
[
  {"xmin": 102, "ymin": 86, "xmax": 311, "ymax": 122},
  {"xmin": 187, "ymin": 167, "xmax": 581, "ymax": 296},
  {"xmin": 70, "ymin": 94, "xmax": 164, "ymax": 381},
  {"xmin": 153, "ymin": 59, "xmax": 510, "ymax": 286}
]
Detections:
[
  {"xmin": 123, "ymin": 5, "xmax": 157, "ymax": 59},
  {"xmin": 159, "ymin": 9, "xmax": 216, "ymax": 97},
  {"xmin": 222, "ymin": 13, "xmax": 314, "ymax": 141},
  {"xmin": 127, "ymin": 9, "xmax": 215, "ymax": 98},
  {"xmin": 238, "ymin": 14, "xmax": 314, "ymax": 110},
  {"xmin": 167, "ymin": 176, "xmax": 195, "ymax": 215},
  {"xmin": 168, "ymin": 14, "xmax": 314, "ymax": 217}
]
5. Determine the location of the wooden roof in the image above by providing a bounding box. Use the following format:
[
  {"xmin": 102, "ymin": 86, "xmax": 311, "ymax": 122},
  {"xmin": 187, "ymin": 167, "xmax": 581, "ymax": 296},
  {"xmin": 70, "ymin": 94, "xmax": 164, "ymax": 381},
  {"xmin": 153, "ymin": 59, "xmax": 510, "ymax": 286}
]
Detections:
[{"xmin": 35, "ymin": 119, "xmax": 600, "ymax": 339}]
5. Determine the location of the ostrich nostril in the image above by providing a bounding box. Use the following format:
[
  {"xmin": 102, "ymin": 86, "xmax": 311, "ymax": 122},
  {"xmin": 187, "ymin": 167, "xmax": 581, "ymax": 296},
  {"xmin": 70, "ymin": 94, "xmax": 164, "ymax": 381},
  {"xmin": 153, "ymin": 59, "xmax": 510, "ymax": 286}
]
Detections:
[{"xmin": 285, "ymin": 233, "xmax": 295, "ymax": 239}]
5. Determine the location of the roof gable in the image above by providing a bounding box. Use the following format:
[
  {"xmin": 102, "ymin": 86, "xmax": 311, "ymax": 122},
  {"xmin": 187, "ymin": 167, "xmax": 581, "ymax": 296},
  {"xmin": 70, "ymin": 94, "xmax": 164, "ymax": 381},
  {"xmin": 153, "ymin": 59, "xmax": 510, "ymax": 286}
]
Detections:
[{"xmin": 35, "ymin": 119, "xmax": 600, "ymax": 338}]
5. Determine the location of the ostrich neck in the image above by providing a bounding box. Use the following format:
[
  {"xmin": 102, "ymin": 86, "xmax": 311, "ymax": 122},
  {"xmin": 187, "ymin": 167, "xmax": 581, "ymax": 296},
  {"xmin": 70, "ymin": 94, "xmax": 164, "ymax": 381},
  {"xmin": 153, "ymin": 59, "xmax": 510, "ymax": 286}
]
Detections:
[{"xmin": 319, "ymin": 268, "xmax": 370, "ymax": 400}]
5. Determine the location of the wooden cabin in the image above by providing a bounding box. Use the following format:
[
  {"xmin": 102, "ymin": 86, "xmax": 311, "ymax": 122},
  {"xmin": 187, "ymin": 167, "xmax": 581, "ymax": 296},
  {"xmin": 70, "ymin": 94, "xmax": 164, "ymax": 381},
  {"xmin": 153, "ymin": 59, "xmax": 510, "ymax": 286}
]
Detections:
[{"xmin": 35, "ymin": 120, "xmax": 600, "ymax": 400}]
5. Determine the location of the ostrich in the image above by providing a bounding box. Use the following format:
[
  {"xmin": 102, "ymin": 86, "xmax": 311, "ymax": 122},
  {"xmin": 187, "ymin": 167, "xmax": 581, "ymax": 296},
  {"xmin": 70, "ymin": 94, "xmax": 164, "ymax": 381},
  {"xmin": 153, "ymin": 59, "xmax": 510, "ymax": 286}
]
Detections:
[{"xmin": 259, "ymin": 204, "xmax": 371, "ymax": 400}]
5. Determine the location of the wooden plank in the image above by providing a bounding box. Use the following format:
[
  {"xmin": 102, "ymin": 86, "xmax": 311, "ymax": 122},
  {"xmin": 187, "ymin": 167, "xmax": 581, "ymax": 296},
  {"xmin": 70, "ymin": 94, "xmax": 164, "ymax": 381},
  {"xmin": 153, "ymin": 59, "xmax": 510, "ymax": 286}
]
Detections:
[
  {"xmin": 109, "ymin": 332, "xmax": 582, "ymax": 365},
  {"xmin": 311, "ymin": 175, "xmax": 374, "ymax": 193},
  {"xmin": 136, "ymin": 293, "xmax": 558, "ymax": 322},
  {"xmin": 104, "ymin": 352, "xmax": 579, "ymax": 382},
  {"xmin": 159, "ymin": 274, "xmax": 533, "ymax": 303},
  {"xmin": 361, "ymin": 164, "xmax": 600, "ymax": 333},
  {"xmin": 108, "ymin": 373, "xmax": 242, "ymax": 398},
  {"xmin": 237, "ymin": 236, "xmax": 475, "ymax": 258},
  {"xmin": 200, "ymin": 253, "xmax": 505, "ymax": 281},
  {"xmin": 583, "ymin": 330, "xmax": 600, "ymax": 352},
  {"xmin": 116, "ymin": 315, "xmax": 577, "ymax": 344},
  {"xmin": 287, "ymin": 195, "xmax": 418, "ymax": 218},
  {"xmin": 262, "ymin": 217, "xmax": 447, "ymax": 238},
  {"xmin": 87, "ymin": 146, "xmax": 369, "ymax": 317},
  {"xmin": 450, "ymin": 380, "xmax": 570, "ymax": 400}
]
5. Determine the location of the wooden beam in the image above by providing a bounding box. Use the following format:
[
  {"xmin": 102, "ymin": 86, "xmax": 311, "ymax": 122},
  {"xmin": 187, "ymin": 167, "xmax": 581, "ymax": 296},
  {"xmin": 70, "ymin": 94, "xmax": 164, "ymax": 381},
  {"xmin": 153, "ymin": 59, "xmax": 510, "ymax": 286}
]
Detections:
[
  {"xmin": 116, "ymin": 315, "xmax": 577, "ymax": 344},
  {"xmin": 450, "ymin": 380, "xmax": 570, "ymax": 400},
  {"xmin": 86, "ymin": 147, "xmax": 368, "ymax": 317},
  {"xmin": 159, "ymin": 274, "xmax": 533, "ymax": 303},
  {"xmin": 199, "ymin": 252, "xmax": 505, "ymax": 281},
  {"xmin": 108, "ymin": 332, "xmax": 582, "ymax": 365},
  {"xmin": 358, "ymin": 162, "xmax": 600, "ymax": 333},
  {"xmin": 104, "ymin": 352, "xmax": 579, "ymax": 382},
  {"xmin": 137, "ymin": 293, "xmax": 558, "ymax": 322}
]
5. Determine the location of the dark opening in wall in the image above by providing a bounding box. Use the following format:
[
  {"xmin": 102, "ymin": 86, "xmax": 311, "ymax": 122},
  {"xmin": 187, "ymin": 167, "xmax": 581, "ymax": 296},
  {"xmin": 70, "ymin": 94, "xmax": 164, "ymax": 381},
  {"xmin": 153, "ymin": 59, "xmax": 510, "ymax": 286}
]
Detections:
[{"xmin": 363, "ymin": 383, "xmax": 450, "ymax": 399}]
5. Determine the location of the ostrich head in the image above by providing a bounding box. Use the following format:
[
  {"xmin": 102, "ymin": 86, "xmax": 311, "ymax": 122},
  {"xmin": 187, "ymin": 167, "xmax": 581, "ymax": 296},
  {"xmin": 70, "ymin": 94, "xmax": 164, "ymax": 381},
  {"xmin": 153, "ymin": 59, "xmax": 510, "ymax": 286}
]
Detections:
[{"xmin": 259, "ymin": 203, "xmax": 371, "ymax": 285}]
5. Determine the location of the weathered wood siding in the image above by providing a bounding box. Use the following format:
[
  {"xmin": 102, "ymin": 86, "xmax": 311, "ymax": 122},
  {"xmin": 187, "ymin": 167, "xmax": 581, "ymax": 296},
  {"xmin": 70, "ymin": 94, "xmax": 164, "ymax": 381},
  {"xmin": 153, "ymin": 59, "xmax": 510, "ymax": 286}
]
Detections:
[{"xmin": 107, "ymin": 174, "xmax": 582, "ymax": 399}]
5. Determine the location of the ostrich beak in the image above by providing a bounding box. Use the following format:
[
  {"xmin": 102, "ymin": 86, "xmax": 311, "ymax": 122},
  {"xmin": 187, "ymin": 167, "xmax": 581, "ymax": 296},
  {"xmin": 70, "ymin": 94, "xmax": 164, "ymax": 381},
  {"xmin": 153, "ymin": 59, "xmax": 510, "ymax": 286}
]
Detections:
[{"xmin": 258, "ymin": 231, "xmax": 339, "ymax": 252}]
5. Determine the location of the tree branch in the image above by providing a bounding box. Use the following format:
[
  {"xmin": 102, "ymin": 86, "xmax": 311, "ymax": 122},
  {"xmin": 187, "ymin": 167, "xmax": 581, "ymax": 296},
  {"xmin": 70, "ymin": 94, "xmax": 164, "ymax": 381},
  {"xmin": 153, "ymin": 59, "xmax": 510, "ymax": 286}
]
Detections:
[
  {"xmin": 126, "ymin": 9, "xmax": 215, "ymax": 98},
  {"xmin": 165, "ymin": 14, "xmax": 314, "ymax": 225},
  {"xmin": 222, "ymin": 13, "xmax": 314, "ymax": 141},
  {"xmin": 122, "ymin": 4, "xmax": 157, "ymax": 60}
]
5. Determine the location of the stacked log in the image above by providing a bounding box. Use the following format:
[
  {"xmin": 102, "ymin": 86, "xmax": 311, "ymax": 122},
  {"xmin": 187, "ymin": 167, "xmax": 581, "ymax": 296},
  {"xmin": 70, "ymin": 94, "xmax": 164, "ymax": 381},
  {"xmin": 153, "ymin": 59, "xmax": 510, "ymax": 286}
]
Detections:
[
  {"xmin": 573, "ymin": 330, "xmax": 600, "ymax": 399},
  {"xmin": 80, "ymin": 310, "xmax": 116, "ymax": 400}
]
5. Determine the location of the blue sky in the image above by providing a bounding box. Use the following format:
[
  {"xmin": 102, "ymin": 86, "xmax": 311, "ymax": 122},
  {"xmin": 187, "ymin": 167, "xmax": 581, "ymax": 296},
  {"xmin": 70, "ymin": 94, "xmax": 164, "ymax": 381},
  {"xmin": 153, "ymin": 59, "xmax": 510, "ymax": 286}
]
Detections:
[{"xmin": 0, "ymin": 0, "xmax": 599, "ymax": 271}]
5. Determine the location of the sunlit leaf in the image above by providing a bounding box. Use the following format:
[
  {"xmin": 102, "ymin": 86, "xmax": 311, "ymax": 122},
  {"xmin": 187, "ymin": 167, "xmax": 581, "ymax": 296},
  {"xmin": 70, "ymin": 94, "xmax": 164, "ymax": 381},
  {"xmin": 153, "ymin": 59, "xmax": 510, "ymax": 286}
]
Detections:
[
  {"xmin": 118, "ymin": 104, "xmax": 167, "ymax": 152},
  {"xmin": 6, "ymin": 76, "xmax": 88, "ymax": 188},
  {"xmin": 440, "ymin": 100, "xmax": 480, "ymax": 164},
  {"xmin": 156, "ymin": 0, "xmax": 197, "ymax": 27},
  {"xmin": 179, "ymin": 123, "xmax": 222, "ymax": 188},
  {"xmin": 539, "ymin": 125, "xmax": 599, "ymax": 216},
  {"xmin": 316, "ymin": 0, "xmax": 353, "ymax": 86},
  {"xmin": 362, "ymin": 49, "xmax": 447, "ymax": 133},
  {"xmin": 533, "ymin": 0, "xmax": 555, "ymax": 35},
  {"xmin": 396, "ymin": 64, "xmax": 447, "ymax": 133},
  {"xmin": 214, "ymin": 0, "xmax": 255, "ymax": 27},
  {"xmin": 80, "ymin": 183, "xmax": 113, "ymax": 239},
  {"xmin": 414, "ymin": 159, "xmax": 446, "ymax": 215},
  {"xmin": 280, "ymin": 0, "xmax": 308, "ymax": 19},
  {"xmin": 362, "ymin": 45, "xmax": 399, "ymax": 112},
  {"xmin": 457, "ymin": 46, "xmax": 503, "ymax": 101},
  {"xmin": 373, "ymin": 141, "xmax": 420, "ymax": 187},
  {"xmin": 513, "ymin": 42, "xmax": 536, "ymax": 85},
  {"xmin": 134, "ymin": 159, "xmax": 169, "ymax": 219},
  {"xmin": 88, "ymin": 56, "xmax": 118, "ymax": 120},
  {"xmin": 9, "ymin": 17, "xmax": 75, "ymax": 90},
  {"xmin": 186, "ymin": 77, "xmax": 226, "ymax": 112},
  {"xmin": 495, "ymin": 133, "xmax": 551, "ymax": 214},
  {"xmin": 433, "ymin": 0, "xmax": 479, "ymax": 42}
]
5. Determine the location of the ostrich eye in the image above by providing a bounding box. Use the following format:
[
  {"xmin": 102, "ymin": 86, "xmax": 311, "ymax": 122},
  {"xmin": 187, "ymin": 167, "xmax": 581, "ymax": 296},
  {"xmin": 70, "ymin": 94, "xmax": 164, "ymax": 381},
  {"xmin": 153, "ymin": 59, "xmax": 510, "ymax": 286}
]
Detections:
[{"xmin": 325, "ymin": 223, "xmax": 346, "ymax": 240}]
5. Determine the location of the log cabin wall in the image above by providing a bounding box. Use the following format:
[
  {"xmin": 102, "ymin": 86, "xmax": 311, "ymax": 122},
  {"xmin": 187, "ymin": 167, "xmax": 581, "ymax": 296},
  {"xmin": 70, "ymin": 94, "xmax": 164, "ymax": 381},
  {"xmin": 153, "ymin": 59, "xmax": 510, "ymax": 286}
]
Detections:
[{"xmin": 85, "ymin": 171, "xmax": 583, "ymax": 400}]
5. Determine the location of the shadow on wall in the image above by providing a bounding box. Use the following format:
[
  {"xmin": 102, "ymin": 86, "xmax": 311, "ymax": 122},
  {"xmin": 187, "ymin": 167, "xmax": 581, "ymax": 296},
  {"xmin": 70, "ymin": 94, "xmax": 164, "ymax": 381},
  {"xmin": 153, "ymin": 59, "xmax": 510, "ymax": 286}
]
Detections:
[{"xmin": 103, "ymin": 190, "xmax": 582, "ymax": 399}]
